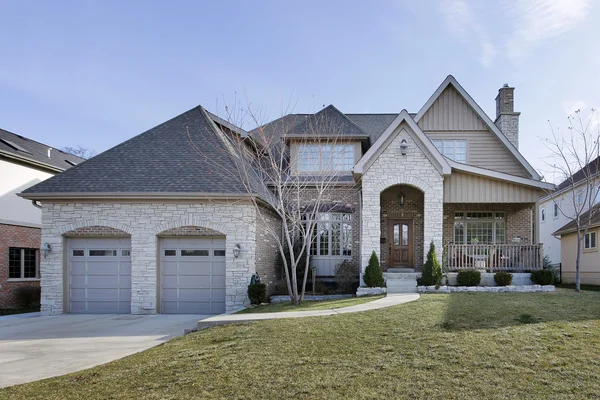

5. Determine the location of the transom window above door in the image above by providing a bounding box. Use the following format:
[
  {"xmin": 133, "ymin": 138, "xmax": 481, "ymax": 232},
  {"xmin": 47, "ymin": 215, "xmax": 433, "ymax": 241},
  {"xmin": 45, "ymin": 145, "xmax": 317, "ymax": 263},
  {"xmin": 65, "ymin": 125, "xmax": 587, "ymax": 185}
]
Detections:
[
  {"xmin": 431, "ymin": 139, "xmax": 467, "ymax": 163},
  {"xmin": 297, "ymin": 144, "xmax": 355, "ymax": 172}
]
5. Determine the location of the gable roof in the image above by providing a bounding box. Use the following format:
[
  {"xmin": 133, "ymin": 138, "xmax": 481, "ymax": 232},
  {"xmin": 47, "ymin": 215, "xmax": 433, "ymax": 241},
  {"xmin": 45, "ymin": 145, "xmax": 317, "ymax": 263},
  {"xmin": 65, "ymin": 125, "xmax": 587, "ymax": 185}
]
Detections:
[
  {"xmin": 20, "ymin": 106, "xmax": 269, "ymax": 200},
  {"xmin": 556, "ymin": 155, "xmax": 600, "ymax": 191},
  {"xmin": 0, "ymin": 128, "xmax": 85, "ymax": 172},
  {"xmin": 345, "ymin": 113, "xmax": 398, "ymax": 143},
  {"xmin": 354, "ymin": 110, "xmax": 452, "ymax": 175},
  {"xmin": 553, "ymin": 204, "xmax": 600, "ymax": 236},
  {"xmin": 414, "ymin": 75, "xmax": 541, "ymax": 180},
  {"xmin": 287, "ymin": 105, "xmax": 369, "ymax": 139}
]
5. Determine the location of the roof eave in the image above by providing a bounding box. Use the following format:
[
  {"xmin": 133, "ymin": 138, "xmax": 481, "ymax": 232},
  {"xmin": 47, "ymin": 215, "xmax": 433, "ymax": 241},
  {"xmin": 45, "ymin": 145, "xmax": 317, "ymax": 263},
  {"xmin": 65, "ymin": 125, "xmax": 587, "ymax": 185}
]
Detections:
[
  {"xmin": 0, "ymin": 150, "xmax": 65, "ymax": 173},
  {"xmin": 17, "ymin": 191, "xmax": 270, "ymax": 203},
  {"xmin": 447, "ymin": 160, "xmax": 555, "ymax": 190}
]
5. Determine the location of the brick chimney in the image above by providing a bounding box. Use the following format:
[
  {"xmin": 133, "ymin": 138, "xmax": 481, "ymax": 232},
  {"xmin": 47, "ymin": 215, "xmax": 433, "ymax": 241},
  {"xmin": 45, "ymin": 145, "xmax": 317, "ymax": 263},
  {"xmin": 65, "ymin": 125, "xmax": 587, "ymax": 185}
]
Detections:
[{"xmin": 494, "ymin": 84, "xmax": 520, "ymax": 149}]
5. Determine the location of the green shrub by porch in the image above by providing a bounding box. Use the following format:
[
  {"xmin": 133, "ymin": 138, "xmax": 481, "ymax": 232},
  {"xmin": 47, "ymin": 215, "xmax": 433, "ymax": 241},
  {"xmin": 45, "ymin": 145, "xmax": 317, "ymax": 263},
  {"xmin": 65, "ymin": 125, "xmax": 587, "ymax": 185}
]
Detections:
[
  {"xmin": 364, "ymin": 251, "xmax": 384, "ymax": 287},
  {"xmin": 248, "ymin": 283, "xmax": 267, "ymax": 305},
  {"xmin": 421, "ymin": 241, "xmax": 442, "ymax": 287},
  {"xmin": 531, "ymin": 269, "xmax": 554, "ymax": 285},
  {"xmin": 494, "ymin": 271, "xmax": 513, "ymax": 286},
  {"xmin": 457, "ymin": 270, "xmax": 481, "ymax": 286}
]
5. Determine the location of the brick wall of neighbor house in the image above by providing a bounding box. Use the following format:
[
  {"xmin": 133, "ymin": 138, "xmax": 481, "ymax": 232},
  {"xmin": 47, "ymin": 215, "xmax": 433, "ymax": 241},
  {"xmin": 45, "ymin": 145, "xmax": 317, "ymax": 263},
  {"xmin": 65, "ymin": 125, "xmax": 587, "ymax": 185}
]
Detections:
[
  {"xmin": 0, "ymin": 224, "xmax": 41, "ymax": 309},
  {"xmin": 40, "ymin": 202, "xmax": 262, "ymax": 315},
  {"xmin": 443, "ymin": 203, "xmax": 535, "ymax": 245},
  {"xmin": 254, "ymin": 207, "xmax": 282, "ymax": 291},
  {"xmin": 380, "ymin": 196, "xmax": 425, "ymax": 269},
  {"xmin": 298, "ymin": 185, "xmax": 362, "ymax": 270}
]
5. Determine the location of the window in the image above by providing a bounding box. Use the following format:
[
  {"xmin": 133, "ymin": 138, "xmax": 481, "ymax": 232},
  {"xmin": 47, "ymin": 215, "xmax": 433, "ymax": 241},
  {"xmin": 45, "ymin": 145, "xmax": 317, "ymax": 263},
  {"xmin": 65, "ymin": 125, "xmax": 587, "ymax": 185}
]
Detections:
[
  {"xmin": 553, "ymin": 202, "xmax": 559, "ymax": 218},
  {"xmin": 298, "ymin": 144, "xmax": 355, "ymax": 172},
  {"xmin": 432, "ymin": 139, "xmax": 467, "ymax": 163},
  {"xmin": 585, "ymin": 231, "xmax": 597, "ymax": 250},
  {"xmin": 454, "ymin": 212, "xmax": 505, "ymax": 244},
  {"xmin": 181, "ymin": 249, "xmax": 209, "ymax": 257},
  {"xmin": 164, "ymin": 249, "xmax": 176, "ymax": 256},
  {"xmin": 307, "ymin": 213, "xmax": 352, "ymax": 257},
  {"xmin": 214, "ymin": 250, "xmax": 226, "ymax": 257},
  {"xmin": 121, "ymin": 249, "xmax": 131, "ymax": 257},
  {"xmin": 541, "ymin": 207, "xmax": 546, "ymax": 223},
  {"xmin": 8, "ymin": 248, "xmax": 39, "ymax": 279},
  {"xmin": 576, "ymin": 189, "xmax": 584, "ymax": 205},
  {"xmin": 72, "ymin": 249, "xmax": 85, "ymax": 257},
  {"xmin": 89, "ymin": 249, "xmax": 117, "ymax": 257}
]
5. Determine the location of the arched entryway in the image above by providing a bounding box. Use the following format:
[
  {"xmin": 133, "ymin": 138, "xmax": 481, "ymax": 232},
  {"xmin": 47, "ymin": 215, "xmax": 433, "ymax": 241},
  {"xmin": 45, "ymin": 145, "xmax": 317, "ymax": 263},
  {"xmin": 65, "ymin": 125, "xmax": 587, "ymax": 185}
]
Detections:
[{"xmin": 380, "ymin": 185, "xmax": 425, "ymax": 270}]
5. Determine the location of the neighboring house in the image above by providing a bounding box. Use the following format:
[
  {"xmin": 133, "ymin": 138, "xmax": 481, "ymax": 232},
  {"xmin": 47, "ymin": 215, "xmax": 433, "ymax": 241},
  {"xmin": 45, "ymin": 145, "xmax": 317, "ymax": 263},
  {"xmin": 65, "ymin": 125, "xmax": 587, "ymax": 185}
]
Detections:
[
  {"xmin": 20, "ymin": 75, "xmax": 554, "ymax": 316},
  {"xmin": 538, "ymin": 157, "xmax": 600, "ymax": 265},
  {"xmin": 553, "ymin": 205, "xmax": 600, "ymax": 285},
  {"xmin": 0, "ymin": 129, "xmax": 84, "ymax": 308}
]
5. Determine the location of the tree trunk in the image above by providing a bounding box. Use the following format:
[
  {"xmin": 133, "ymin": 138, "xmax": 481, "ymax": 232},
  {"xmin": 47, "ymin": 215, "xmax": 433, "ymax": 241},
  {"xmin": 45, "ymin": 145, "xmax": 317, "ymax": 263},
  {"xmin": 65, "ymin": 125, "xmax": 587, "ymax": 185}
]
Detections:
[{"xmin": 576, "ymin": 232, "xmax": 582, "ymax": 292}]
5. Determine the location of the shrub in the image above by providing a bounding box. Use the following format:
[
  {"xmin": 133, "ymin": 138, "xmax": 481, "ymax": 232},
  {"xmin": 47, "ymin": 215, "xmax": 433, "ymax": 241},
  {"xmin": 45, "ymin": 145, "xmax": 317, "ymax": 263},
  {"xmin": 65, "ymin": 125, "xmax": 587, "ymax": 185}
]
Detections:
[
  {"xmin": 15, "ymin": 286, "xmax": 41, "ymax": 308},
  {"xmin": 247, "ymin": 283, "xmax": 267, "ymax": 305},
  {"xmin": 363, "ymin": 251, "xmax": 384, "ymax": 287},
  {"xmin": 421, "ymin": 241, "xmax": 442, "ymax": 287},
  {"xmin": 494, "ymin": 271, "xmax": 513, "ymax": 286},
  {"xmin": 313, "ymin": 281, "xmax": 332, "ymax": 295},
  {"xmin": 334, "ymin": 260, "xmax": 359, "ymax": 294},
  {"xmin": 531, "ymin": 269, "xmax": 554, "ymax": 285},
  {"xmin": 456, "ymin": 270, "xmax": 481, "ymax": 286}
]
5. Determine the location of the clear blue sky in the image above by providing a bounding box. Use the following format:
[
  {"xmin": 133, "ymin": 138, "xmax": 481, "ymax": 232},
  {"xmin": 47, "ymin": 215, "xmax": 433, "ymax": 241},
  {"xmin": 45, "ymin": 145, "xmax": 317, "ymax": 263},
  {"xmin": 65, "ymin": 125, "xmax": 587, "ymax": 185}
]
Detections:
[{"xmin": 0, "ymin": 0, "xmax": 598, "ymax": 180}]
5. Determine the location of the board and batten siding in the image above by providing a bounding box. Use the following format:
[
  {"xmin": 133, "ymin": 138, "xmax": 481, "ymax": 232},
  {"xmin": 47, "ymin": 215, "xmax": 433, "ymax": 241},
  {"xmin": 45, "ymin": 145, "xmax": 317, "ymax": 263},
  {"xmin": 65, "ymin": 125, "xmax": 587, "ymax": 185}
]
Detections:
[
  {"xmin": 418, "ymin": 86, "xmax": 529, "ymax": 178},
  {"xmin": 443, "ymin": 172, "xmax": 544, "ymax": 203}
]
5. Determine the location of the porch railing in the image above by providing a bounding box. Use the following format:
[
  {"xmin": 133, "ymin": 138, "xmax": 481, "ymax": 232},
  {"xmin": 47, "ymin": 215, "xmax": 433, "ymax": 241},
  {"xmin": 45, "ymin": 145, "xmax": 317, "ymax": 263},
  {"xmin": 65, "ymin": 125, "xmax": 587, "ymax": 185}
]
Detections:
[{"xmin": 446, "ymin": 243, "xmax": 543, "ymax": 271}]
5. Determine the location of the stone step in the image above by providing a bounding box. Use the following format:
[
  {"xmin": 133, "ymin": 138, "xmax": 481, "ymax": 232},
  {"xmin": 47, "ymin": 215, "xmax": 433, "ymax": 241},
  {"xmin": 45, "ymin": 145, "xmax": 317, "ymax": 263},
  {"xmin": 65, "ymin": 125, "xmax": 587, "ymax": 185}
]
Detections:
[
  {"xmin": 386, "ymin": 279, "xmax": 417, "ymax": 289},
  {"xmin": 386, "ymin": 268, "xmax": 415, "ymax": 273},
  {"xmin": 383, "ymin": 272, "xmax": 421, "ymax": 281}
]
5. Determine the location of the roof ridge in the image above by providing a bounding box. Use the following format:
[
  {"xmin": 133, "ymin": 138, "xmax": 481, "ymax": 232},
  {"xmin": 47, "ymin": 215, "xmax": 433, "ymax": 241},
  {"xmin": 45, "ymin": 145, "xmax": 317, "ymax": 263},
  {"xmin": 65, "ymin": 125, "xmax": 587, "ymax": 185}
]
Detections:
[
  {"xmin": 321, "ymin": 104, "xmax": 371, "ymax": 137},
  {"xmin": 0, "ymin": 127, "xmax": 86, "ymax": 162}
]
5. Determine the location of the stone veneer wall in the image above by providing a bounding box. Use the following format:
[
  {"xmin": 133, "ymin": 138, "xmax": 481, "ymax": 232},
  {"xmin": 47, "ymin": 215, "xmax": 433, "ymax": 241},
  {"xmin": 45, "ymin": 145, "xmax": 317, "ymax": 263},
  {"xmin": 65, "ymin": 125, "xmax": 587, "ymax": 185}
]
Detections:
[
  {"xmin": 254, "ymin": 207, "xmax": 282, "ymax": 291},
  {"xmin": 361, "ymin": 123, "xmax": 444, "ymax": 277},
  {"xmin": 157, "ymin": 225, "xmax": 224, "ymax": 237},
  {"xmin": 63, "ymin": 225, "xmax": 130, "ymax": 237},
  {"xmin": 40, "ymin": 202, "xmax": 263, "ymax": 315},
  {"xmin": 442, "ymin": 203, "xmax": 534, "ymax": 246},
  {"xmin": 380, "ymin": 196, "xmax": 425, "ymax": 269}
]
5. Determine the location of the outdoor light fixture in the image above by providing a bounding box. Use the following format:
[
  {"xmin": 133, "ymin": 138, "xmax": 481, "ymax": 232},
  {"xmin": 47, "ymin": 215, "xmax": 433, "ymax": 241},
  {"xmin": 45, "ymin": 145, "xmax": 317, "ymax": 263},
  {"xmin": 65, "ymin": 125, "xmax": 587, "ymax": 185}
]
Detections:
[
  {"xmin": 233, "ymin": 244, "xmax": 242, "ymax": 258},
  {"xmin": 400, "ymin": 139, "xmax": 408, "ymax": 155},
  {"xmin": 398, "ymin": 190, "xmax": 406, "ymax": 207},
  {"xmin": 41, "ymin": 243, "xmax": 52, "ymax": 258}
]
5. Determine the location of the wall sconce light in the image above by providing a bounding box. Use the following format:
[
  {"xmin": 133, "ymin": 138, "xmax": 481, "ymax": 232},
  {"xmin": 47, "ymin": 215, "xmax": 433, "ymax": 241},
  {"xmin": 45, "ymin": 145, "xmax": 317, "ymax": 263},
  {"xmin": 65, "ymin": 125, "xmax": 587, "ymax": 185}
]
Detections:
[
  {"xmin": 41, "ymin": 243, "xmax": 52, "ymax": 258},
  {"xmin": 400, "ymin": 139, "xmax": 408, "ymax": 155},
  {"xmin": 398, "ymin": 190, "xmax": 405, "ymax": 207},
  {"xmin": 233, "ymin": 244, "xmax": 242, "ymax": 258}
]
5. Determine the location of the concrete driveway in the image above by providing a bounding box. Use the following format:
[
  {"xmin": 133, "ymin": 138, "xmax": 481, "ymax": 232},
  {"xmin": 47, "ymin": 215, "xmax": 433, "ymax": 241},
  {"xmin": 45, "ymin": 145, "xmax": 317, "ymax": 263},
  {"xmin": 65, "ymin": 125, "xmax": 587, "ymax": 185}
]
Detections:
[{"xmin": 0, "ymin": 313, "xmax": 205, "ymax": 388}]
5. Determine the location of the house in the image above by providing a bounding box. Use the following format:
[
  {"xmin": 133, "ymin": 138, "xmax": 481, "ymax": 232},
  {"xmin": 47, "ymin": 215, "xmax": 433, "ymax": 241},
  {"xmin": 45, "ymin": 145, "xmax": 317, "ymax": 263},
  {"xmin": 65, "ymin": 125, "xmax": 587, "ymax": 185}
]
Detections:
[
  {"xmin": 0, "ymin": 128, "xmax": 84, "ymax": 309},
  {"xmin": 539, "ymin": 157, "xmax": 600, "ymax": 265},
  {"xmin": 19, "ymin": 75, "xmax": 554, "ymax": 316}
]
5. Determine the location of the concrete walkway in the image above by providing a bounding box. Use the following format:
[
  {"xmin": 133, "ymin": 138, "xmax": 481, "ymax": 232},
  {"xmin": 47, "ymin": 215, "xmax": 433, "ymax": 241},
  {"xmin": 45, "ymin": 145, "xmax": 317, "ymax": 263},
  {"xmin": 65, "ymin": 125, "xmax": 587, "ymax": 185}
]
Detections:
[{"xmin": 198, "ymin": 293, "xmax": 419, "ymax": 329}]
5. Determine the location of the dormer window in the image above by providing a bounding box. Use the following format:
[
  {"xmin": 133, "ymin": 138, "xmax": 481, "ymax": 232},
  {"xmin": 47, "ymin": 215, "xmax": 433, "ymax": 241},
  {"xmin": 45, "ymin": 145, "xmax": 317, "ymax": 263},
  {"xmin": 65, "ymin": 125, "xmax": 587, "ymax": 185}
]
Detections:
[
  {"xmin": 432, "ymin": 139, "xmax": 466, "ymax": 163},
  {"xmin": 298, "ymin": 144, "xmax": 354, "ymax": 172}
]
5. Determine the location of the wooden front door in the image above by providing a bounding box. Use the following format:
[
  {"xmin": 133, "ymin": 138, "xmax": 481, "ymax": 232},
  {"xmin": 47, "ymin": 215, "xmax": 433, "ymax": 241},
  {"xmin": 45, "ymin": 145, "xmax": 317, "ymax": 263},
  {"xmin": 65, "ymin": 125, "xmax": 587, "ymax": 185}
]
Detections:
[{"xmin": 388, "ymin": 219, "xmax": 413, "ymax": 268}]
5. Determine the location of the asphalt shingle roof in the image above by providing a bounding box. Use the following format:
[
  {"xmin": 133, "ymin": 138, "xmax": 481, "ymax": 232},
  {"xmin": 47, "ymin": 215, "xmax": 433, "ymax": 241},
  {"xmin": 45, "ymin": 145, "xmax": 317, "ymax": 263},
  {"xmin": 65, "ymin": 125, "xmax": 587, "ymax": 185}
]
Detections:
[
  {"xmin": 22, "ymin": 107, "xmax": 265, "ymax": 196},
  {"xmin": 553, "ymin": 204, "xmax": 600, "ymax": 236},
  {"xmin": 345, "ymin": 113, "xmax": 398, "ymax": 143},
  {"xmin": 556, "ymin": 156, "xmax": 600, "ymax": 192},
  {"xmin": 289, "ymin": 105, "xmax": 370, "ymax": 138},
  {"xmin": 0, "ymin": 128, "xmax": 85, "ymax": 171}
]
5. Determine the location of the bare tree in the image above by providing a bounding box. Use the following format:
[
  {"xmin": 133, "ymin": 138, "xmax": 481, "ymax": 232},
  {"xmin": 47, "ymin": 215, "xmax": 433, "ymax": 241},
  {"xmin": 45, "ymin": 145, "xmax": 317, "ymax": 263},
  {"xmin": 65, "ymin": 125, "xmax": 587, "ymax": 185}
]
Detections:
[
  {"xmin": 542, "ymin": 109, "xmax": 600, "ymax": 292},
  {"xmin": 62, "ymin": 145, "xmax": 95, "ymax": 159},
  {"xmin": 189, "ymin": 101, "xmax": 359, "ymax": 303}
]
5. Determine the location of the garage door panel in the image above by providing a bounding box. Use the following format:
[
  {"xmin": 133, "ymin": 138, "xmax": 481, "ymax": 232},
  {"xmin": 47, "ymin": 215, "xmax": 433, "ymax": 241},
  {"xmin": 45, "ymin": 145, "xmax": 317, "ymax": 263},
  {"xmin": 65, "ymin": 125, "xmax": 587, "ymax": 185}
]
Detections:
[
  {"xmin": 69, "ymin": 238, "xmax": 131, "ymax": 314},
  {"xmin": 160, "ymin": 237, "xmax": 226, "ymax": 314}
]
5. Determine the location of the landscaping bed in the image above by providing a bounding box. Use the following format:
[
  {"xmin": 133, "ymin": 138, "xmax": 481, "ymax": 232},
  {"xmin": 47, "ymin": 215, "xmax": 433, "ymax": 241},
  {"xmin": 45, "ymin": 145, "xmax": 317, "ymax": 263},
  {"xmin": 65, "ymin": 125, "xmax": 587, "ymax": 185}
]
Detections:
[{"xmin": 3, "ymin": 290, "xmax": 600, "ymax": 399}]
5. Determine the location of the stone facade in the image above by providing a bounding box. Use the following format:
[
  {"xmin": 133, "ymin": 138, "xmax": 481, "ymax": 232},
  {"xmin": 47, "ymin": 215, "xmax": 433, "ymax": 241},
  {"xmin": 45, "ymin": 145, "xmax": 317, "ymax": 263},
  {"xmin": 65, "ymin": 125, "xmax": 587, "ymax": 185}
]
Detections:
[
  {"xmin": 495, "ymin": 86, "xmax": 520, "ymax": 149},
  {"xmin": 63, "ymin": 225, "xmax": 130, "ymax": 237},
  {"xmin": 361, "ymin": 122, "xmax": 444, "ymax": 277},
  {"xmin": 40, "ymin": 201, "xmax": 280, "ymax": 315},
  {"xmin": 0, "ymin": 224, "xmax": 41, "ymax": 309},
  {"xmin": 157, "ymin": 225, "xmax": 224, "ymax": 237}
]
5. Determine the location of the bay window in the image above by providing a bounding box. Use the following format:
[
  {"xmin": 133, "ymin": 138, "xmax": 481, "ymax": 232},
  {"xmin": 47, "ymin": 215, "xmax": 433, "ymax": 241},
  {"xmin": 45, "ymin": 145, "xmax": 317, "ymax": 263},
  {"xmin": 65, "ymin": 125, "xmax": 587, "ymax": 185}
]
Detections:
[
  {"xmin": 298, "ymin": 144, "xmax": 355, "ymax": 172},
  {"xmin": 454, "ymin": 212, "xmax": 505, "ymax": 244},
  {"xmin": 307, "ymin": 213, "xmax": 352, "ymax": 257}
]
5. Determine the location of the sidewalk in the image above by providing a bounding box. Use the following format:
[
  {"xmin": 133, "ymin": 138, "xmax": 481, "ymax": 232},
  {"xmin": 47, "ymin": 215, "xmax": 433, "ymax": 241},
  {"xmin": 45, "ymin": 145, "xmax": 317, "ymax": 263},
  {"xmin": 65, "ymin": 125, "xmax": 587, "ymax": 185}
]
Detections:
[{"xmin": 197, "ymin": 293, "xmax": 419, "ymax": 329}]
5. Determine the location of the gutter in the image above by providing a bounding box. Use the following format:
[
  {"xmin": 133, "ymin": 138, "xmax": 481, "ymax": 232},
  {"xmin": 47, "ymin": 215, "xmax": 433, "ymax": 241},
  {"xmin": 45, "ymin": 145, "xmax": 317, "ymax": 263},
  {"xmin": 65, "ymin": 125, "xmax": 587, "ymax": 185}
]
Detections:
[{"xmin": 0, "ymin": 149, "xmax": 65, "ymax": 173}]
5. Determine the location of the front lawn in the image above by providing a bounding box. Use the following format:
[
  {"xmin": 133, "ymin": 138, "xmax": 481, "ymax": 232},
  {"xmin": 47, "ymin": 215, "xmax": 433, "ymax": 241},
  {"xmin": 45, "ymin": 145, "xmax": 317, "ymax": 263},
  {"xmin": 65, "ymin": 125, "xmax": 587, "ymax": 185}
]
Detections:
[
  {"xmin": 237, "ymin": 295, "xmax": 384, "ymax": 314},
  {"xmin": 3, "ymin": 290, "xmax": 600, "ymax": 399}
]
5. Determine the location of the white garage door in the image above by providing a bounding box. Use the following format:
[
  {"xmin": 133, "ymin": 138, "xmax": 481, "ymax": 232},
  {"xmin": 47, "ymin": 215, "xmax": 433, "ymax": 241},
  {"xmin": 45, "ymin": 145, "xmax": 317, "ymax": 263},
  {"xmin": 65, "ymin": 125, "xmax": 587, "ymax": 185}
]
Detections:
[
  {"xmin": 160, "ymin": 237, "xmax": 226, "ymax": 314},
  {"xmin": 69, "ymin": 238, "xmax": 132, "ymax": 314}
]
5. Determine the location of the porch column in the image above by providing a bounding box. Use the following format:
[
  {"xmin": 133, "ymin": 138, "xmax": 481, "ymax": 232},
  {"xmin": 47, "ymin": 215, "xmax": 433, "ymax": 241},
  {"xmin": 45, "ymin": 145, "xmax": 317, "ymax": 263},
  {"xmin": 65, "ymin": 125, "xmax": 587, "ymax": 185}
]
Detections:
[{"xmin": 360, "ymin": 191, "xmax": 381, "ymax": 280}]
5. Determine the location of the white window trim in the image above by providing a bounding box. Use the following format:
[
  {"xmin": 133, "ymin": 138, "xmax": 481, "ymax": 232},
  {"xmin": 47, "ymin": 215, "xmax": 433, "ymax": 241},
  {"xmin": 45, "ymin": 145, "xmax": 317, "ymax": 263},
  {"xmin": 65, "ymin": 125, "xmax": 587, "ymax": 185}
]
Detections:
[
  {"xmin": 454, "ymin": 211, "xmax": 506, "ymax": 244},
  {"xmin": 297, "ymin": 143, "xmax": 355, "ymax": 173},
  {"xmin": 431, "ymin": 139, "xmax": 467, "ymax": 163},
  {"xmin": 8, "ymin": 248, "xmax": 40, "ymax": 281},
  {"xmin": 584, "ymin": 230, "xmax": 597, "ymax": 251},
  {"xmin": 307, "ymin": 213, "xmax": 353, "ymax": 258}
]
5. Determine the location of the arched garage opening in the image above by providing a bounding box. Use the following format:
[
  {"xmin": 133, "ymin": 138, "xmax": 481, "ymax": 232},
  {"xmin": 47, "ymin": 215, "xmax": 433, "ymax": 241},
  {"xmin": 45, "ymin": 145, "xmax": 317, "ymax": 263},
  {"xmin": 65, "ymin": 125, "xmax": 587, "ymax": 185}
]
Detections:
[{"xmin": 157, "ymin": 225, "xmax": 226, "ymax": 314}]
